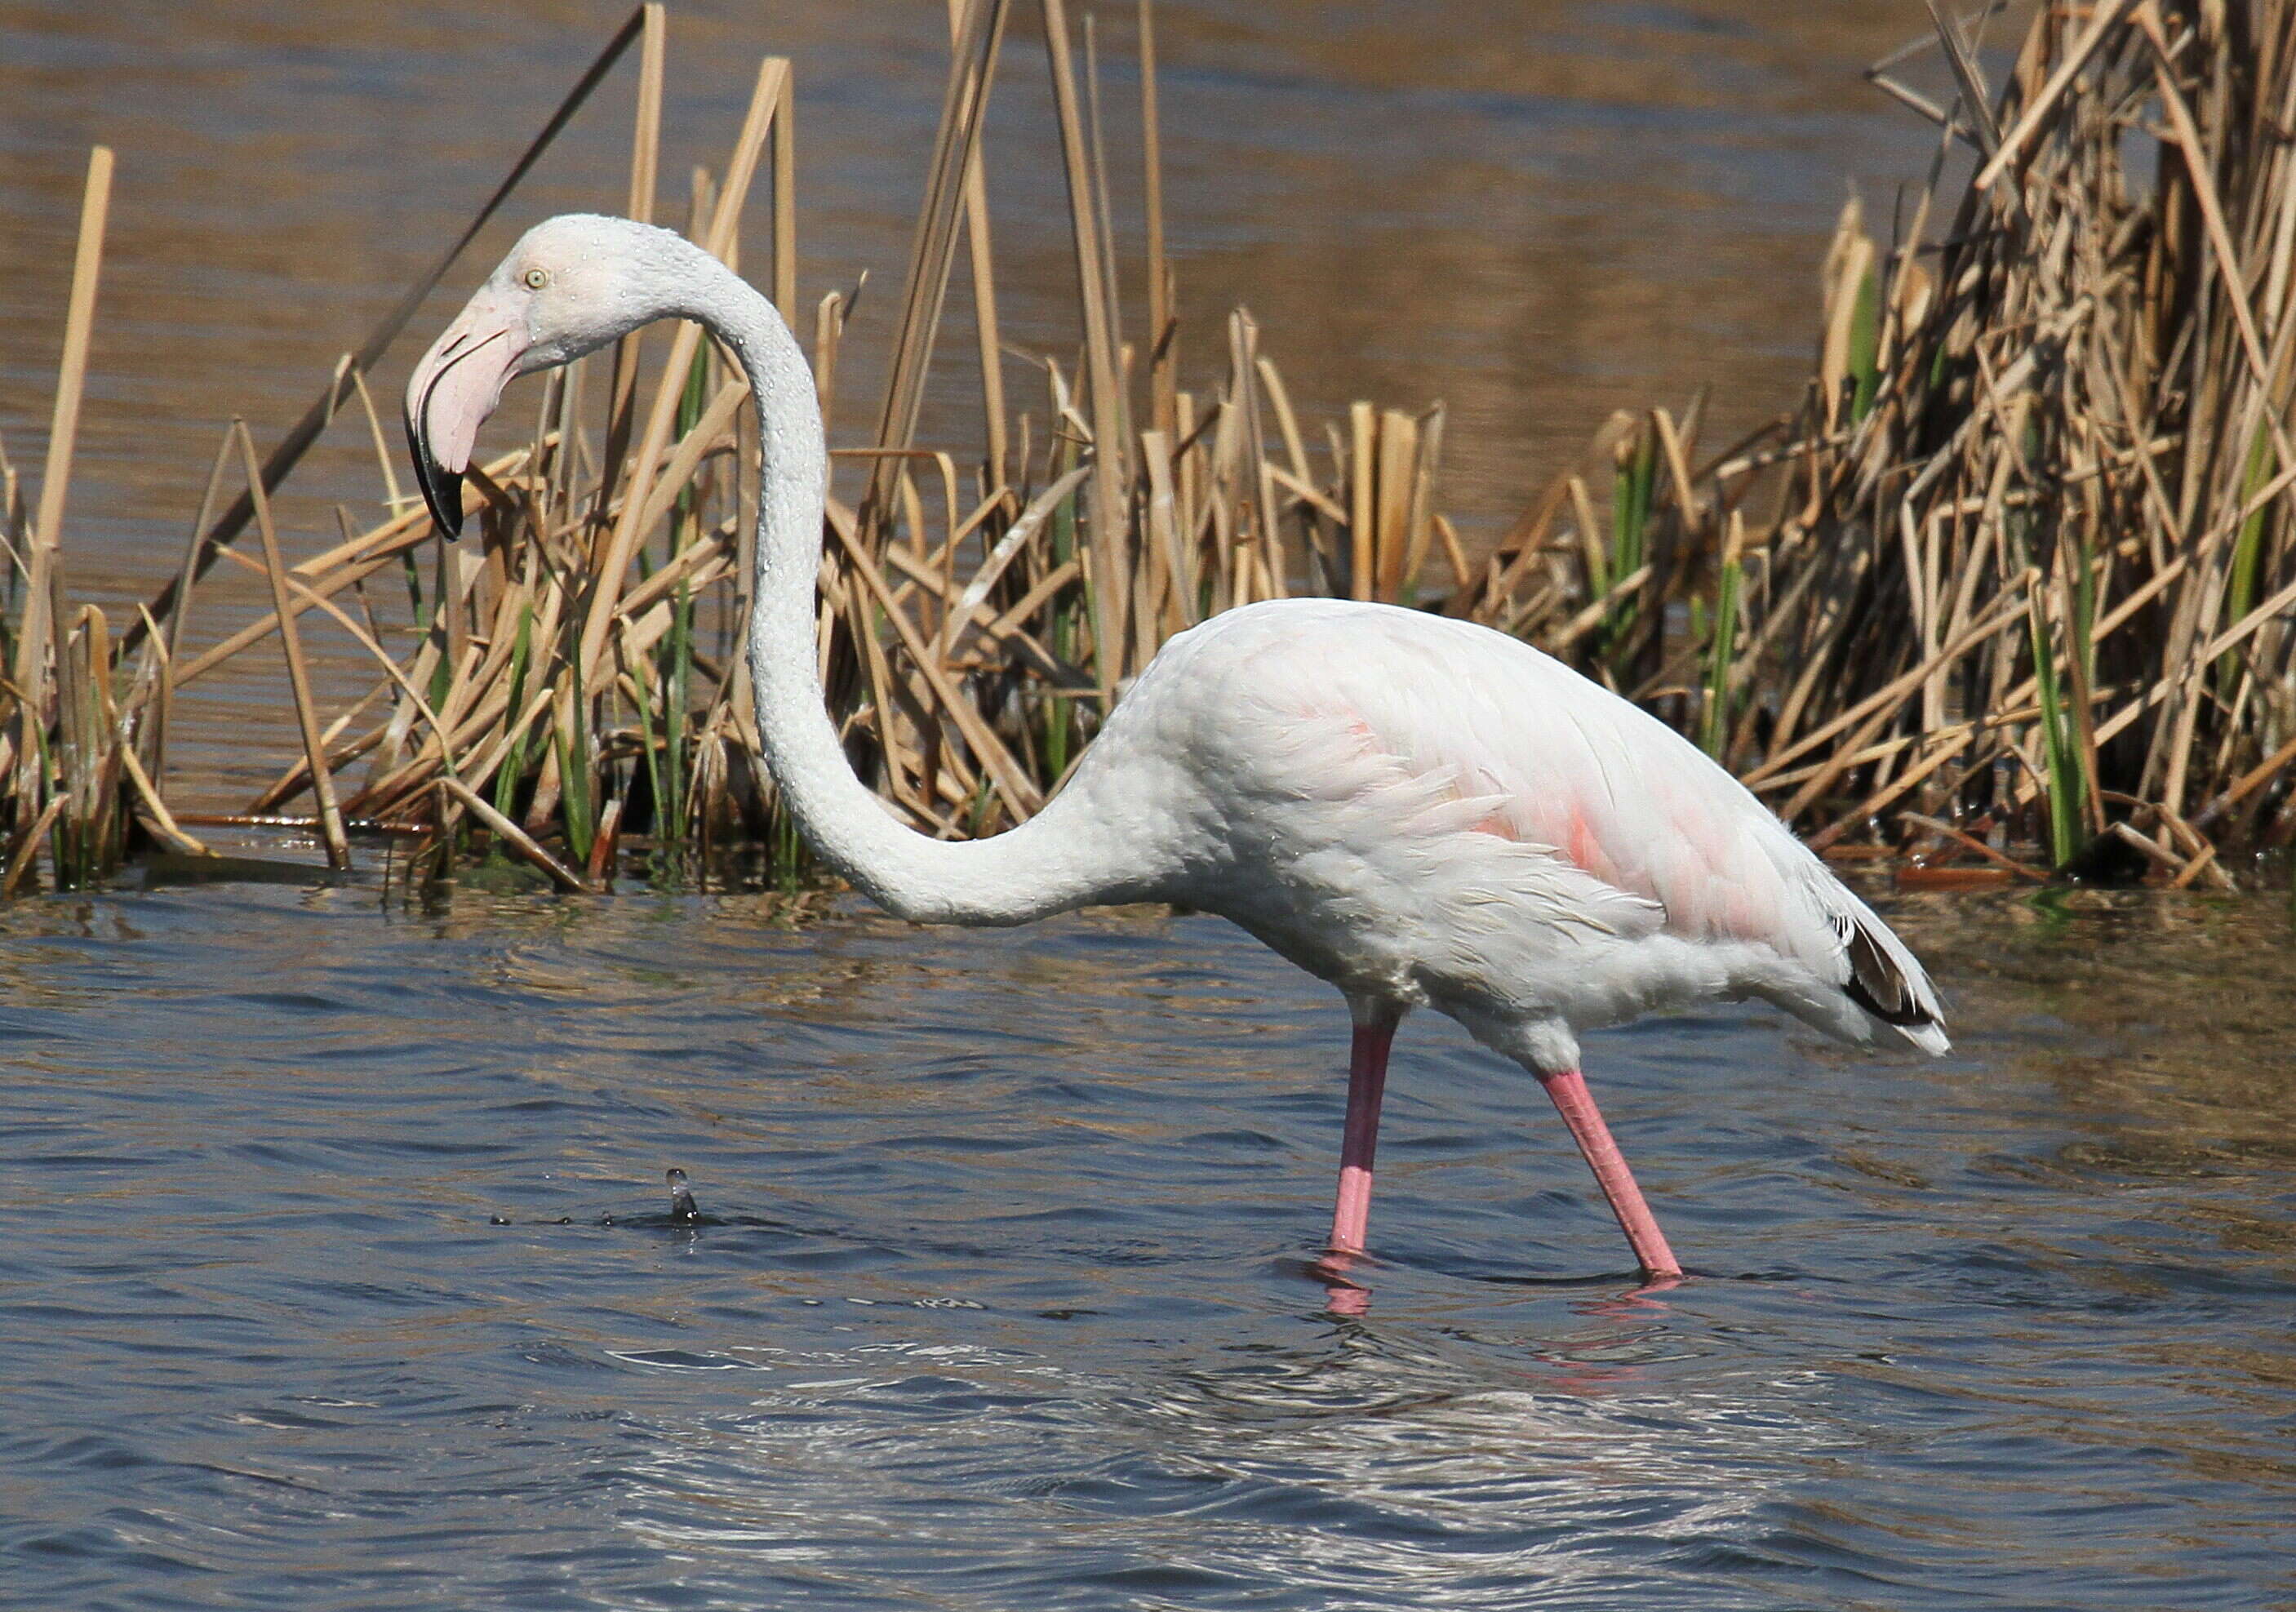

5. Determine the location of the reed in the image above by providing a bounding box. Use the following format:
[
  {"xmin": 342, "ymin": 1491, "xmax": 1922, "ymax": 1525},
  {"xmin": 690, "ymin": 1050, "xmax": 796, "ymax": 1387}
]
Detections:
[
  {"xmin": 1463, "ymin": 0, "xmax": 2296, "ymax": 888},
  {"xmin": 10, "ymin": 0, "xmax": 2296, "ymax": 898},
  {"xmin": 2, "ymin": 144, "xmax": 152, "ymax": 892}
]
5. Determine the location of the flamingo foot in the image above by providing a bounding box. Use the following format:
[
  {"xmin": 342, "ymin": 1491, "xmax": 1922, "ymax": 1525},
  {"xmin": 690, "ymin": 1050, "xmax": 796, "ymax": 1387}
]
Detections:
[
  {"xmin": 1537, "ymin": 1068, "xmax": 1684, "ymax": 1281},
  {"xmin": 1324, "ymin": 1012, "xmax": 1398, "ymax": 1256}
]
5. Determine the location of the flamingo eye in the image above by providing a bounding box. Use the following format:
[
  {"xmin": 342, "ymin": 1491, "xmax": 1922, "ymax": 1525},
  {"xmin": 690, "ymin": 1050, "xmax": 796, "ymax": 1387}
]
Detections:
[{"xmin": 522, "ymin": 268, "xmax": 549, "ymax": 291}]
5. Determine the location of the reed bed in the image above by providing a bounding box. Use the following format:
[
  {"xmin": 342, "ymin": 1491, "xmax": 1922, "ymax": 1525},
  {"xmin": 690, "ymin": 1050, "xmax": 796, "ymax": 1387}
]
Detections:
[
  {"xmin": 8, "ymin": 0, "xmax": 2296, "ymax": 897},
  {"xmin": 1468, "ymin": 0, "xmax": 2296, "ymax": 889}
]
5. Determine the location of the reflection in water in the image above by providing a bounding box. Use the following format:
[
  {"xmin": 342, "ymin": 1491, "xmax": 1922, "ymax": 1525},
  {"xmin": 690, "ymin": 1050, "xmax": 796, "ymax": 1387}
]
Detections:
[
  {"xmin": 1890, "ymin": 888, "xmax": 2296, "ymax": 1174},
  {"xmin": 614, "ymin": 1325, "xmax": 1827, "ymax": 1608},
  {"xmin": 0, "ymin": 878, "xmax": 2289, "ymax": 1608},
  {"xmin": 1312, "ymin": 1247, "xmax": 1374, "ymax": 1316},
  {"xmin": 1312, "ymin": 1249, "xmax": 1685, "ymax": 1318}
]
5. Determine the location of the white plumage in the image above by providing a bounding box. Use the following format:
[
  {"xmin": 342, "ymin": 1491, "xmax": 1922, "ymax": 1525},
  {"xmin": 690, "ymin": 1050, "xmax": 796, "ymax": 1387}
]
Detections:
[
  {"xmin": 406, "ymin": 215, "xmax": 1947, "ymax": 1286},
  {"xmin": 1072, "ymin": 597, "xmax": 1946, "ymax": 1072}
]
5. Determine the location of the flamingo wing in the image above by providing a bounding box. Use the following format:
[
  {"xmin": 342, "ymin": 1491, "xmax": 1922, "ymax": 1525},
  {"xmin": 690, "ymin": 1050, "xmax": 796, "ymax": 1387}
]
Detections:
[{"xmin": 1172, "ymin": 601, "xmax": 1946, "ymax": 1052}]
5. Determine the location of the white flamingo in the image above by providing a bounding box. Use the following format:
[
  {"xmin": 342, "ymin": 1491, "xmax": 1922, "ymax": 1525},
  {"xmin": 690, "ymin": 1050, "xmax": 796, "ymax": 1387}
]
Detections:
[{"xmin": 405, "ymin": 215, "xmax": 1947, "ymax": 1283}]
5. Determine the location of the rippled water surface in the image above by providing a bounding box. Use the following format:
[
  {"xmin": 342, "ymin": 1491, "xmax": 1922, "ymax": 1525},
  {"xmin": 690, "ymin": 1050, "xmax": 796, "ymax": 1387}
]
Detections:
[{"xmin": 2, "ymin": 877, "xmax": 2291, "ymax": 1610}]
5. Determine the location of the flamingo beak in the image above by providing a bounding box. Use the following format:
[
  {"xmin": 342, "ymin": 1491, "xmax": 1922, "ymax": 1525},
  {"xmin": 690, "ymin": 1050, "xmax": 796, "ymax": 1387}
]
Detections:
[{"xmin": 403, "ymin": 284, "xmax": 528, "ymax": 539}]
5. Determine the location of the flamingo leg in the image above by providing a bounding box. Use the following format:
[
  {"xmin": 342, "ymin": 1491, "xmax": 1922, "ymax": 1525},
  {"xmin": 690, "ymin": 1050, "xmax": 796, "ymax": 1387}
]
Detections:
[
  {"xmin": 1537, "ymin": 1068, "xmax": 1683, "ymax": 1279},
  {"xmin": 1325, "ymin": 1014, "xmax": 1399, "ymax": 1257}
]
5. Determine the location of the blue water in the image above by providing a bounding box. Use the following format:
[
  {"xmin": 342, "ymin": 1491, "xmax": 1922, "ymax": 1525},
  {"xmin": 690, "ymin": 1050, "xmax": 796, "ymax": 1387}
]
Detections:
[{"xmin": 2, "ymin": 877, "xmax": 2289, "ymax": 1609}]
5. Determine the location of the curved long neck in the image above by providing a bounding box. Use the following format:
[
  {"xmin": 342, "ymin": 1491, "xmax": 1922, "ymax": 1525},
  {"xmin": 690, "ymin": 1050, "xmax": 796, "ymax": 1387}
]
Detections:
[{"xmin": 683, "ymin": 257, "xmax": 1128, "ymax": 924}]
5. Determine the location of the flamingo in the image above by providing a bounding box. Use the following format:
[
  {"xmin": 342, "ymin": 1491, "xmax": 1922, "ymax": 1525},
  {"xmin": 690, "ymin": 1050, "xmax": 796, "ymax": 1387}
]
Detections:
[{"xmin": 405, "ymin": 215, "xmax": 1947, "ymax": 1284}]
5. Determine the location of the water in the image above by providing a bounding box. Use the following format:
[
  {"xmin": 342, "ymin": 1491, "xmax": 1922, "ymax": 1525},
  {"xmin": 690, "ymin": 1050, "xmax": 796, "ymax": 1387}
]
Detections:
[
  {"xmin": 0, "ymin": 0, "xmax": 1935, "ymax": 548},
  {"xmin": 2, "ymin": 877, "xmax": 2291, "ymax": 1610}
]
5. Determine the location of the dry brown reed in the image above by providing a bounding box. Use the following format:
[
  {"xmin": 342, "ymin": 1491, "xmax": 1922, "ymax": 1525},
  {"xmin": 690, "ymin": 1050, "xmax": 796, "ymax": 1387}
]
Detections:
[
  {"xmin": 1465, "ymin": 0, "xmax": 2296, "ymax": 888},
  {"xmin": 2, "ymin": 144, "xmax": 143, "ymax": 891}
]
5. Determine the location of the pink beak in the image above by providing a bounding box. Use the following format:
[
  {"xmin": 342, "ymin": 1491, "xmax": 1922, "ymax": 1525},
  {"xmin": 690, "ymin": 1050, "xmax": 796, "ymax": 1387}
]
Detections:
[{"xmin": 402, "ymin": 283, "xmax": 526, "ymax": 538}]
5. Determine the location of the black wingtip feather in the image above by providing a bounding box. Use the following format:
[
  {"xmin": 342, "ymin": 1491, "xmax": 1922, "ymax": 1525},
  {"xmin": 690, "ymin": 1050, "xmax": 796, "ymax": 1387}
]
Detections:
[{"xmin": 1840, "ymin": 919, "xmax": 1934, "ymax": 1028}]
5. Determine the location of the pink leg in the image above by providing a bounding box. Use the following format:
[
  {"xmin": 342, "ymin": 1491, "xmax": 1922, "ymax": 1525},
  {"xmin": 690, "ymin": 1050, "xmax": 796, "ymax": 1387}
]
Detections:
[
  {"xmin": 1538, "ymin": 1068, "xmax": 1683, "ymax": 1280},
  {"xmin": 1325, "ymin": 1014, "xmax": 1398, "ymax": 1257}
]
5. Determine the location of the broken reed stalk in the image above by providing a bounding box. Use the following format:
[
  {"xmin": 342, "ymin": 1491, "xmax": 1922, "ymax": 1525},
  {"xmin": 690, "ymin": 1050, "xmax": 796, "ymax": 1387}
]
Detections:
[
  {"xmin": 16, "ymin": 0, "xmax": 2296, "ymax": 899},
  {"xmin": 25, "ymin": 146, "xmax": 110, "ymax": 637},
  {"xmin": 235, "ymin": 420, "xmax": 351, "ymax": 871},
  {"xmin": 1041, "ymin": 0, "xmax": 1130, "ymax": 696},
  {"xmin": 868, "ymin": 0, "xmax": 1006, "ymax": 529},
  {"xmin": 13, "ymin": 146, "xmax": 112, "ymax": 807}
]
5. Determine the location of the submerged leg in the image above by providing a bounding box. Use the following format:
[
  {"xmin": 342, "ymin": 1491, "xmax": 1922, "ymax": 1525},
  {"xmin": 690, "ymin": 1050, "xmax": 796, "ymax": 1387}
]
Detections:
[
  {"xmin": 1326, "ymin": 1010, "xmax": 1400, "ymax": 1256},
  {"xmin": 1536, "ymin": 1068, "xmax": 1683, "ymax": 1280}
]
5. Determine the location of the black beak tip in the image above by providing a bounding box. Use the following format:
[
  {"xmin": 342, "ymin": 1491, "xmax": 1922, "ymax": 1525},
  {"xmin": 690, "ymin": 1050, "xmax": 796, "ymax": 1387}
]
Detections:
[
  {"xmin": 425, "ymin": 466, "xmax": 466, "ymax": 541},
  {"xmin": 403, "ymin": 408, "xmax": 465, "ymax": 540}
]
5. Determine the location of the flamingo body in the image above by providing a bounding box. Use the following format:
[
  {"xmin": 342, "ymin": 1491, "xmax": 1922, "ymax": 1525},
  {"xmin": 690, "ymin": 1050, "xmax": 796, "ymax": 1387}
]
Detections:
[
  {"xmin": 1065, "ymin": 596, "xmax": 1945, "ymax": 1074},
  {"xmin": 404, "ymin": 214, "xmax": 1946, "ymax": 1284}
]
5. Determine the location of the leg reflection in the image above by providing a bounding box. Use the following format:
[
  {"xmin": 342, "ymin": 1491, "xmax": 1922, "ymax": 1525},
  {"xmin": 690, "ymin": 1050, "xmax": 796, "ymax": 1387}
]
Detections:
[{"xmin": 1310, "ymin": 1246, "xmax": 1373, "ymax": 1317}]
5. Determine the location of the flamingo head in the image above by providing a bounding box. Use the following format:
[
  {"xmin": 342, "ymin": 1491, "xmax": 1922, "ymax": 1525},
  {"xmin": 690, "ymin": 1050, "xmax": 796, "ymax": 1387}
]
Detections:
[{"xmin": 404, "ymin": 213, "xmax": 699, "ymax": 536}]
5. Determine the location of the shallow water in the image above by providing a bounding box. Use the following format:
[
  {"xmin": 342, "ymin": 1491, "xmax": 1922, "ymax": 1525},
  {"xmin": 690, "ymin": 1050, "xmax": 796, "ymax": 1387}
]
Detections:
[{"xmin": 2, "ymin": 876, "xmax": 2290, "ymax": 1610}]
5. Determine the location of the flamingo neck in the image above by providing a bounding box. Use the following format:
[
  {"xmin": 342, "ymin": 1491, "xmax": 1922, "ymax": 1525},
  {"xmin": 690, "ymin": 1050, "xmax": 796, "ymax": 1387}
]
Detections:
[{"xmin": 675, "ymin": 251, "xmax": 1120, "ymax": 924}]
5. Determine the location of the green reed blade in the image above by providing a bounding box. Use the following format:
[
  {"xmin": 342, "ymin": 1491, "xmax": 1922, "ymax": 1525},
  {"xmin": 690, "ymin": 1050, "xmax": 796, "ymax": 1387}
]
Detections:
[
  {"xmin": 1603, "ymin": 423, "xmax": 1655, "ymax": 662},
  {"xmin": 2027, "ymin": 600, "xmax": 2081, "ymax": 868},
  {"xmin": 492, "ymin": 603, "xmax": 535, "ymax": 824},
  {"xmin": 1699, "ymin": 551, "xmax": 1743, "ymax": 759},
  {"xmin": 2220, "ymin": 421, "xmax": 2274, "ymax": 697},
  {"xmin": 559, "ymin": 623, "xmax": 596, "ymax": 866},
  {"xmin": 401, "ymin": 548, "xmax": 427, "ymax": 633},
  {"xmin": 628, "ymin": 658, "xmax": 666, "ymax": 851},
  {"xmin": 1847, "ymin": 264, "xmax": 1881, "ymax": 424},
  {"xmin": 662, "ymin": 573, "xmax": 692, "ymax": 844}
]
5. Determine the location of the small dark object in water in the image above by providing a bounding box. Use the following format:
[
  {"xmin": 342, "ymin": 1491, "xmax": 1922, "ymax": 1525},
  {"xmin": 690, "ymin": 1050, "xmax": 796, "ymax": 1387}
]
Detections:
[
  {"xmin": 490, "ymin": 1214, "xmax": 510, "ymax": 1225},
  {"xmin": 666, "ymin": 1168, "xmax": 699, "ymax": 1223},
  {"xmin": 2063, "ymin": 824, "xmax": 2156, "ymax": 886}
]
